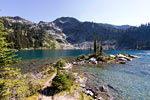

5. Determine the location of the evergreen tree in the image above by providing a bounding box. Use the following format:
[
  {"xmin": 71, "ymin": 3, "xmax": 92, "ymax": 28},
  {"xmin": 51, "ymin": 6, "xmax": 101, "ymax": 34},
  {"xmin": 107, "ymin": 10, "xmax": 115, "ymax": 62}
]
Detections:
[
  {"xmin": 52, "ymin": 73, "xmax": 71, "ymax": 93},
  {"xmin": 94, "ymin": 33, "xmax": 97, "ymax": 54},
  {"xmin": 99, "ymin": 39, "xmax": 104, "ymax": 55},
  {"xmin": 0, "ymin": 22, "xmax": 28, "ymax": 99},
  {"xmin": 0, "ymin": 22, "xmax": 19, "ymax": 68},
  {"xmin": 0, "ymin": 67, "xmax": 29, "ymax": 99},
  {"xmin": 89, "ymin": 44, "xmax": 92, "ymax": 51}
]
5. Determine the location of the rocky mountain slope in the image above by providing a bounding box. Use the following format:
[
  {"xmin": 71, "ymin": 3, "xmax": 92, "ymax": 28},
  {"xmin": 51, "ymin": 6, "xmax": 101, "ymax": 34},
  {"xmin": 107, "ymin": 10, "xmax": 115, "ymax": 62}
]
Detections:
[
  {"xmin": 38, "ymin": 17, "xmax": 132, "ymax": 49},
  {"xmin": 0, "ymin": 16, "xmax": 74, "ymax": 49},
  {"xmin": 1, "ymin": 16, "xmax": 150, "ymax": 50},
  {"xmin": 38, "ymin": 17, "xmax": 124, "ymax": 49}
]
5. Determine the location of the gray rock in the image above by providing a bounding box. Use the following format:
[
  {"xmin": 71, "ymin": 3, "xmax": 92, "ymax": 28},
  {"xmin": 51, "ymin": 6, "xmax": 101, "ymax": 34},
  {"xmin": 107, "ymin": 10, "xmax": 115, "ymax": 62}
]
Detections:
[
  {"xmin": 85, "ymin": 90, "xmax": 94, "ymax": 96},
  {"xmin": 117, "ymin": 54, "xmax": 132, "ymax": 61},
  {"xmin": 93, "ymin": 61, "xmax": 98, "ymax": 64},
  {"xmin": 118, "ymin": 57, "xmax": 127, "ymax": 61},
  {"xmin": 89, "ymin": 58, "xmax": 96, "ymax": 62},
  {"xmin": 72, "ymin": 62, "xmax": 77, "ymax": 65},
  {"xmin": 110, "ymin": 54, "xmax": 115, "ymax": 58}
]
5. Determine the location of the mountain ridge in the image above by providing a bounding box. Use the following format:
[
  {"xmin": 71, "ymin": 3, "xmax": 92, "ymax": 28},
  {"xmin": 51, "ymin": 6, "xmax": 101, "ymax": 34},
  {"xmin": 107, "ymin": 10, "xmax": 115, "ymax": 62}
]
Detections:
[
  {"xmin": 2, "ymin": 16, "xmax": 133, "ymax": 29},
  {"xmin": 1, "ymin": 16, "xmax": 150, "ymax": 50}
]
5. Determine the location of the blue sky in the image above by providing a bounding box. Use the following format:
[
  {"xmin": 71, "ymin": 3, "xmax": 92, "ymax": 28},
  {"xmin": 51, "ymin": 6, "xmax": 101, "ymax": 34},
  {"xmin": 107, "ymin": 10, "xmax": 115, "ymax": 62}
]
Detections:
[{"xmin": 0, "ymin": 0, "xmax": 150, "ymax": 26}]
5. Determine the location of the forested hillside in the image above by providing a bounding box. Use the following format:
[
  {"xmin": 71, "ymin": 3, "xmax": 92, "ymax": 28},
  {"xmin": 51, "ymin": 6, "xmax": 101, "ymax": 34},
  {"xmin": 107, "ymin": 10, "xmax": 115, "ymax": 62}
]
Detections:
[
  {"xmin": 0, "ymin": 17, "xmax": 56, "ymax": 49},
  {"xmin": 118, "ymin": 24, "xmax": 150, "ymax": 49},
  {"xmin": 1, "ymin": 16, "xmax": 150, "ymax": 50}
]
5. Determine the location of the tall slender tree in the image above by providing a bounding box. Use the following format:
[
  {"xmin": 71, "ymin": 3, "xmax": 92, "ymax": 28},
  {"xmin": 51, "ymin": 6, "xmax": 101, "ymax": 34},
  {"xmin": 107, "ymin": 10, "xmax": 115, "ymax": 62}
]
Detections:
[
  {"xmin": 94, "ymin": 33, "xmax": 97, "ymax": 54},
  {"xmin": 89, "ymin": 44, "xmax": 92, "ymax": 51},
  {"xmin": 99, "ymin": 39, "xmax": 104, "ymax": 55}
]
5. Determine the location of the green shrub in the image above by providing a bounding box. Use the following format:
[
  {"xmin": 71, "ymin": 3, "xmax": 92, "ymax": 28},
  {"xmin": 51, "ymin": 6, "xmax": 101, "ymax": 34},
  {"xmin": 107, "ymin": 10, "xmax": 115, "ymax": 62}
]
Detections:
[
  {"xmin": 66, "ymin": 72, "xmax": 76, "ymax": 84},
  {"xmin": 22, "ymin": 74, "xmax": 42, "ymax": 97},
  {"xmin": 96, "ymin": 56, "xmax": 104, "ymax": 61},
  {"xmin": 96, "ymin": 55, "xmax": 108, "ymax": 62},
  {"xmin": 26, "ymin": 81, "xmax": 42, "ymax": 97},
  {"xmin": 77, "ymin": 55, "xmax": 89, "ymax": 61},
  {"xmin": 54, "ymin": 59, "xmax": 68, "ymax": 69},
  {"xmin": 52, "ymin": 73, "xmax": 71, "ymax": 93},
  {"xmin": 88, "ymin": 54, "xmax": 95, "ymax": 58},
  {"xmin": 121, "ymin": 52, "xmax": 128, "ymax": 56}
]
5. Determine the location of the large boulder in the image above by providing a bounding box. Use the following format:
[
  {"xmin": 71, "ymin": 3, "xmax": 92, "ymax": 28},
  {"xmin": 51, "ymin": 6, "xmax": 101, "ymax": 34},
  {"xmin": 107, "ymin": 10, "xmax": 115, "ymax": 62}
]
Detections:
[
  {"xmin": 118, "ymin": 57, "xmax": 127, "ymax": 61},
  {"xmin": 117, "ymin": 54, "xmax": 132, "ymax": 61},
  {"xmin": 89, "ymin": 57, "xmax": 98, "ymax": 64},
  {"xmin": 85, "ymin": 89, "xmax": 94, "ymax": 96},
  {"xmin": 109, "ymin": 55, "xmax": 115, "ymax": 58},
  {"xmin": 89, "ymin": 57, "xmax": 96, "ymax": 62}
]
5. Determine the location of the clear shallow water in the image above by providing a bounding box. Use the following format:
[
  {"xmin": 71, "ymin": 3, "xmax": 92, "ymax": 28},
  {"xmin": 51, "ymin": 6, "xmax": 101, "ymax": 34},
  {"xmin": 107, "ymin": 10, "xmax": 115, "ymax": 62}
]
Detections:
[
  {"xmin": 17, "ymin": 49, "xmax": 93, "ymax": 60},
  {"xmin": 73, "ymin": 50, "xmax": 150, "ymax": 100},
  {"xmin": 17, "ymin": 50, "xmax": 150, "ymax": 100}
]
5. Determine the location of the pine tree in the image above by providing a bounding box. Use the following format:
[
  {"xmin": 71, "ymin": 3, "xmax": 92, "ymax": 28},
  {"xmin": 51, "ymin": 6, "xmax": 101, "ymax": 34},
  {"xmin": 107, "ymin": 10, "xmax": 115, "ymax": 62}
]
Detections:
[
  {"xmin": 0, "ymin": 22, "xmax": 28, "ymax": 99},
  {"xmin": 99, "ymin": 39, "xmax": 104, "ymax": 55},
  {"xmin": 94, "ymin": 33, "xmax": 97, "ymax": 55},
  {"xmin": 0, "ymin": 22, "xmax": 20, "ymax": 68},
  {"xmin": 0, "ymin": 67, "xmax": 29, "ymax": 99},
  {"xmin": 89, "ymin": 44, "xmax": 92, "ymax": 51}
]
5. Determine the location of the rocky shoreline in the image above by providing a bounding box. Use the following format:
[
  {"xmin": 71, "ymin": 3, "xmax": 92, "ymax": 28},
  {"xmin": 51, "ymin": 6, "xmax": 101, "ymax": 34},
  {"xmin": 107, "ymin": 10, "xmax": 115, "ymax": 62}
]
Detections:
[
  {"xmin": 78, "ymin": 73, "xmax": 121, "ymax": 100},
  {"xmin": 20, "ymin": 53, "xmax": 139, "ymax": 100},
  {"xmin": 75, "ymin": 72, "xmax": 116, "ymax": 100},
  {"xmin": 70, "ymin": 53, "xmax": 140, "ymax": 100}
]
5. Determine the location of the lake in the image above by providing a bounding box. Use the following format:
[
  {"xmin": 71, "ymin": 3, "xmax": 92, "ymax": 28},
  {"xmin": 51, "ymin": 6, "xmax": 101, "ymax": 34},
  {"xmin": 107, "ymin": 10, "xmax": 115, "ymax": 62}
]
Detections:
[
  {"xmin": 17, "ymin": 49, "xmax": 93, "ymax": 60},
  {"xmin": 17, "ymin": 49, "xmax": 150, "ymax": 100}
]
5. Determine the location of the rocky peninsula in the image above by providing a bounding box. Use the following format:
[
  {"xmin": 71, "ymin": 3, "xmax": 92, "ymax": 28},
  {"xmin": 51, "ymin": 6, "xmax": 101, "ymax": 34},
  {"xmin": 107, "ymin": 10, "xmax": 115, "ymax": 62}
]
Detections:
[{"xmin": 73, "ymin": 53, "xmax": 139, "ymax": 65}]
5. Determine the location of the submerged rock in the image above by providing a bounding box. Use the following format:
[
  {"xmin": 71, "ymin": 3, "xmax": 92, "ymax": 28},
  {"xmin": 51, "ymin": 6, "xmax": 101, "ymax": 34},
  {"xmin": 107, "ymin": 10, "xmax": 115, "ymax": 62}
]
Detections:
[
  {"xmin": 107, "ymin": 84, "xmax": 115, "ymax": 90},
  {"xmin": 99, "ymin": 85, "xmax": 108, "ymax": 92}
]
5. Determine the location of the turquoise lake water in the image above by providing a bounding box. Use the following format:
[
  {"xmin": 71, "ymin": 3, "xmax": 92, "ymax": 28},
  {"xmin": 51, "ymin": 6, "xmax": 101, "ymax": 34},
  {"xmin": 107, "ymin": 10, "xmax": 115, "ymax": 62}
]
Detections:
[
  {"xmin": 17, "ymin": 49, "xmax": 93, "ymax": 60},
  {"xmin": 17, "ymin": 50, "xmax": 150, "ymax": 100}
]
